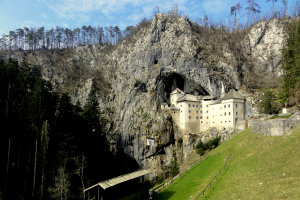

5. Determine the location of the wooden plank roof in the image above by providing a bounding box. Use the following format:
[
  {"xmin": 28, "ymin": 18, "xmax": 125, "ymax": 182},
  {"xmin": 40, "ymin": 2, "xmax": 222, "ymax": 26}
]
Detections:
[{"xmin": 84, "ymin": 169, "xmax": 151, "ymax": 192}]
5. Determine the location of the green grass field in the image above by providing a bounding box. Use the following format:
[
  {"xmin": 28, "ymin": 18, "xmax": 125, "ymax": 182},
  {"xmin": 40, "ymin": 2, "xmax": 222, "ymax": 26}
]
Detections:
[{"xmin": 157, "ymin": 125, "xmax": 300, "ymax": 200}]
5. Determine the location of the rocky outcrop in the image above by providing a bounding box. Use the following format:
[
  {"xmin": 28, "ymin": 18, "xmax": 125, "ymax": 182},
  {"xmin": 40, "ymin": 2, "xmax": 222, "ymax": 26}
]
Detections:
[
  {"xmin": 0, "ymin": 15, "xmax": 290, "ymax": 176},
  {"xmin": 250, "ymin": 112, "xmax": 300, "ymax": 136}
]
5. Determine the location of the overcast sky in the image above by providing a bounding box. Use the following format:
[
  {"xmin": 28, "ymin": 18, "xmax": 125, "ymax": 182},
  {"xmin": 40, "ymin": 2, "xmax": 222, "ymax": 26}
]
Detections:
[{"xmin": 0, "ymin": 0, "xmax": 294, "ymax": 35}]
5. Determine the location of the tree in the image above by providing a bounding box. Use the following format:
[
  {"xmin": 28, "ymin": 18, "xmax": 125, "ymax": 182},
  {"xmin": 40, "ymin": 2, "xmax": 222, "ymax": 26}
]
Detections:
[
  {"xmin": 246, "ymin": 0, "xmax": 261, "ymax": 25},
  {"xmin": 266, "ymin": 0, "xmax": 279, "ymax": 17},
  {"xmin": 258, "ymin": 90, "xmax": 278, "ymax": 114},
  {"xmin": 281, "ymin": 0, "xmax": 288, "ymax": 16},
  {"xmin": 48, "ymin": 165, "xmax": 70, "ymax": 200},
  {"xmin": 230, "ymin": 3, "xmax": 242, "ymax": 31},
  {"xmin": 280, "ymin": 20, "xmax": 300, "ymax": 105},
  {"xmin": 83, "ymin": 87, "xmax": 101, "ymax": 134}
]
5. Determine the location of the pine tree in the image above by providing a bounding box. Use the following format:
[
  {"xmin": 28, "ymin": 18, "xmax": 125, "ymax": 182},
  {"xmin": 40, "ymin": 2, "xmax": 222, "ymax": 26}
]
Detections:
[{"xmin": 280, "ymin": 20, "xmax": 300, "ymax": 105}]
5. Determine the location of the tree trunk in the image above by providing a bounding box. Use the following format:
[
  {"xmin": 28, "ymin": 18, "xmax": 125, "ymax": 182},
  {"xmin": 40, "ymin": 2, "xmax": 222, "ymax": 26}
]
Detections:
[
  {"xmin": 5, "ymin": 138, "xmax": 11, "ymax": 193},
  {"xmin": 32, "ymin": 138, "xmax": 38, "ymax": 197}
]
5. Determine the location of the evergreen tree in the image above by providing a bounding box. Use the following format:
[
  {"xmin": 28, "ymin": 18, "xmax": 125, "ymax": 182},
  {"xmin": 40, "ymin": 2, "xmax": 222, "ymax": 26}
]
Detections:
[{"xmin": 280, "ymin": 20, "xmax": 300, "ymax": 105}]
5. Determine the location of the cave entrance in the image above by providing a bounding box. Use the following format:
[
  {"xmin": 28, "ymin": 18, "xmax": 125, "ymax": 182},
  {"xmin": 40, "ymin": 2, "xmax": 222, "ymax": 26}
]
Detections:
[
  {"xmin": 156, "ymin": 72, "xmax": 211, "ymax": 104},
  {"xmin": 164, "ymin": 73, "xmax": 185, "ymax": 99}
]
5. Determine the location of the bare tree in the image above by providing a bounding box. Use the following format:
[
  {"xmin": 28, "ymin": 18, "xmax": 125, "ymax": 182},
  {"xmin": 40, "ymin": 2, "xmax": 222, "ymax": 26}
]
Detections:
[
  {"xmin": 48, "ymin": 163, "xmax": 70, "ymax": 200},
  {"xmin": 267, "ymin": 0, "xmax": 279, "ymax": 17},
  {"xmin": 246, "ymin": 0, "xmax": 261, "ymax": 25},
  {"xmin": 281, "ymin": 0, "xmax": 288, "ymax": 16},
  {"xmin": 231, "ymin": 3, "xmax": 242, "ymax": 31}
]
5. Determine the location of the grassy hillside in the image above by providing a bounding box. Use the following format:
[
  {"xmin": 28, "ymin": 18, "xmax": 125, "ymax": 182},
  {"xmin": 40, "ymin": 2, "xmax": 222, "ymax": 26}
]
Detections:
[{"xmin": 157, "ymin": 125, "xmax": 300, "ymax": 200}]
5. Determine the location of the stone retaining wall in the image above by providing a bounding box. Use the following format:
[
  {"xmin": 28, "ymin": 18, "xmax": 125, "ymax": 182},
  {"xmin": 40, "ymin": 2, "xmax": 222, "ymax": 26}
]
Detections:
[{"xmin": 249, "ymin": 112, "xmax": 300, "ymax": 136}]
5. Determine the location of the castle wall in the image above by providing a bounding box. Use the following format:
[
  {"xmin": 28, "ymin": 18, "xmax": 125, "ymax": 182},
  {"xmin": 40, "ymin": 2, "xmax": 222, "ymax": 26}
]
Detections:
[
  {"xmin": 181, "ymin": 101, "xmax": 201, "ymax": 133},
  {"xmin": 199, "ymin": 100, "xmax": 212, "ymax": 131},
  {"xmin": 169, "ymin": 109, "xmax": 180, "ymax": 126}
]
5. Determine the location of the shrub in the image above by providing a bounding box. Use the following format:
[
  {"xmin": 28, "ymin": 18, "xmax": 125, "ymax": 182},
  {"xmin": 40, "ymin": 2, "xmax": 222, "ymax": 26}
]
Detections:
[
  {"xmin": 258, "ymin": 90, "xmax": 279, "ymax": 114},
  {"xmin": 195, "ymin": 136, "xmax": 221, "ymax": 155},
  {"xmin": 170, "ymin": 157, "xmax": 179, "ymax": 178}
]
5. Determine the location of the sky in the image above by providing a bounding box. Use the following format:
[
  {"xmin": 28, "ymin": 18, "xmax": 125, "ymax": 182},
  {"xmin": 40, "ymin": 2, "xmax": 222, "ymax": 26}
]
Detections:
[{"xmin": 0, "ymin": 0, "xmax": 294, "ymax": 35}]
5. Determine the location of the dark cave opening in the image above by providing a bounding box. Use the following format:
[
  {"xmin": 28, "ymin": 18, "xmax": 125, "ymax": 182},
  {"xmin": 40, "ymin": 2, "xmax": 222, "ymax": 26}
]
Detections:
[
  {"xmin": 156, "ymin": 72, "xmax": 211, "ymax": 105},
  {"xmin": 164, "ymin": 73, "xmax": 185, "ymax": 99}
]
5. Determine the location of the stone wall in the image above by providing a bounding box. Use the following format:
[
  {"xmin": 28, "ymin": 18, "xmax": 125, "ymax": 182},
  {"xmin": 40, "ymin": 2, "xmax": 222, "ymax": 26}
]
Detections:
[{"xmin": 249, "ymin": 112, "xmax": 300, "ymax": 136}]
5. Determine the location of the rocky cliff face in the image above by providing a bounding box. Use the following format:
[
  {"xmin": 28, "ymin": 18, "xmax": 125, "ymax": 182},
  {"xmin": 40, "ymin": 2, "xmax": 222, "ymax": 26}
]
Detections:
[{"xmin": 0, "ymin": 14, "xmax": 289, "ymax": 176}]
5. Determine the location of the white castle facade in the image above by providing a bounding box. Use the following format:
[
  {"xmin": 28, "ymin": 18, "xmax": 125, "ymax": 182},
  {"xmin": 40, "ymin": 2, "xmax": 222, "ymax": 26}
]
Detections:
[{"xmin": 161, "ymin": 88, "xmax": 248, "ymax": 133}]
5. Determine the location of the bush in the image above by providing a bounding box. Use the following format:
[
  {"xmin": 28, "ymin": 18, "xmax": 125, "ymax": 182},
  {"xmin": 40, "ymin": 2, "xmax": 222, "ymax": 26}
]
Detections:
[
  {"xmin": 170, "ymin": 157, "xmax": 179, "ymax": 178},
  {"xmin": 258, "ymin": 90, "xmax": 279, "ymax": 114},
  {"xmin": 195, "ymin": 136, "xmax": 221, "ymax": 155}
]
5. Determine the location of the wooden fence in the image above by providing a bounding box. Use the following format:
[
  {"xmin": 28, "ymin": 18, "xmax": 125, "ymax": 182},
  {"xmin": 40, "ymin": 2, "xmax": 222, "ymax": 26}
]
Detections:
[{"xmin": 194, "ymin": 150, "xmax": 232, "ymax": 200}]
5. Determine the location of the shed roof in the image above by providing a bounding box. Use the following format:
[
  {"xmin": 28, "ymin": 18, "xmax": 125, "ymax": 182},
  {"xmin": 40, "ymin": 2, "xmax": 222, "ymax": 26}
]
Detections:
[
  {"xmin": 84, "ymin": 169, "xmax": 151, "ymax": 192},
  {"xmin": 221, "ymin": 89, "xmax": 244, "ymax": 100},
  {"xmin": 177, "ymin": 94, "xmax": 199, "ymax": 102}
]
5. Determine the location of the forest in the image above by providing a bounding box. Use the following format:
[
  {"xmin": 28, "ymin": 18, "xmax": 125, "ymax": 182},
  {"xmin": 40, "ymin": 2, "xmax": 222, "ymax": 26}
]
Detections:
[
  {"xmin": 0, "ymin": 59, "xmax": 139, "ymax": 199},
  {"xmin": 0, "ymin": 23, "xmax": 144, "ymax": 50}
]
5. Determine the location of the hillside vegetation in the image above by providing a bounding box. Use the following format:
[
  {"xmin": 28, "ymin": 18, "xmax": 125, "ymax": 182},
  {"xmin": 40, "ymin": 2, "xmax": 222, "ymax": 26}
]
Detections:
[{"xmin": 157, "ymin": 126, "xmax": 300, "ymax": 200}]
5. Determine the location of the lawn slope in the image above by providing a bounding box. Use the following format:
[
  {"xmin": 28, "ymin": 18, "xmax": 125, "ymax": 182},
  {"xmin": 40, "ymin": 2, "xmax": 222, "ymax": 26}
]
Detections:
[{"xmin": 157, "ymin": 126, "xmax": 300, "ymax": 200}]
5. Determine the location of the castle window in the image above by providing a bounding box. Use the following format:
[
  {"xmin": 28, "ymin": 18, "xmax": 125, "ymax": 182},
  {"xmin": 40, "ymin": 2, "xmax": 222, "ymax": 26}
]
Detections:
[
  {"xmin": 181, "ymin": 105, "xmax": 182, "ymax": 107},
  {"xmin": 193, "ymin": 105, "xmax": 195, "ymax": 107},
  {"xmin": 174, "ymin": 112, "xmax": 176, "ymax": 113},
  {"xmin": 207, "ymin": 116, "xmax": 208, "ymax": 119},
  {"xmin": 229, "ymin": 121, "xmax": 231, "ymax": 122},
  {"xmin": 221, "ymin": 121, "xmax": 222, "ymax": 123},
  {"xmin": 200, "ymin": 116, "xmax": 202, "ymax": 119},
  {"xmin": 201, "ymin": 121, "xmax": 203, "ymax": 123},
  {"xmin": 200, "ymin": 111, "xmax": 202, "ymax": 114},
  {"xmin": 236, "ymin": 104, "xmax": 238, "ymax": 108},
  {"xmin": 196, "ymin": 111, "xmax": 199, "ymax": 114},
  {"xmin": 224, "ymin": 105, "xmax": 226, "ymax": 108},
  {"xmin": 196, "ymin": 117, "xmax": 199, "ymax": 119},
  {"xmin": 224, "ymin": 112, "xmax": 226, "ymax": 116},
  {"xmin": 189, "ymin": 104, "xmax": 191, "ymax": 107},
  {"xmin": 236, "ymin": 112, "xmax": 238, "ymax": 116},
  {"xmin": 229, "ymin": 112, "xmax": 231, "ymax": 115},
  {"xmin": 189, "ymin": 116, "xmax": 192, "ymax": 119},
  {"xmin": 189, "ymin": 110, "xmax": 191, "ymax": 113},
  {"xmin": 206, "ymin": 105, "xmax": 208, "ymax": 107},
  {"xmin": 225, "ymin": 121, "xmax": 227, "ymax": 123},
  {"xmin": 228, "ymin": 104, "xmax": 230, "ymax": 108},
  {"xmin": 196, "ymin": 105, "xmax": 198, "ymax": 108},
  {"xmin": 206, "ymin": 111, "xmax": 208, "ymax": 113}
]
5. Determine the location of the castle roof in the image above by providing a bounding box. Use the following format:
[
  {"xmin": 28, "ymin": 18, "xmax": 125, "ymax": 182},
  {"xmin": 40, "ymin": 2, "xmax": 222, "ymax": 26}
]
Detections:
[
  {"xmin": 177, "ymin": 94, "xmax": 199, "ymax": 102},
  {"xmin": 221, "ymin": 89, "xmax": 244, "ymax": 100},
  {"xmin": 170, "ymin": 88, "xmax": 184, "ymax": 95}
]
